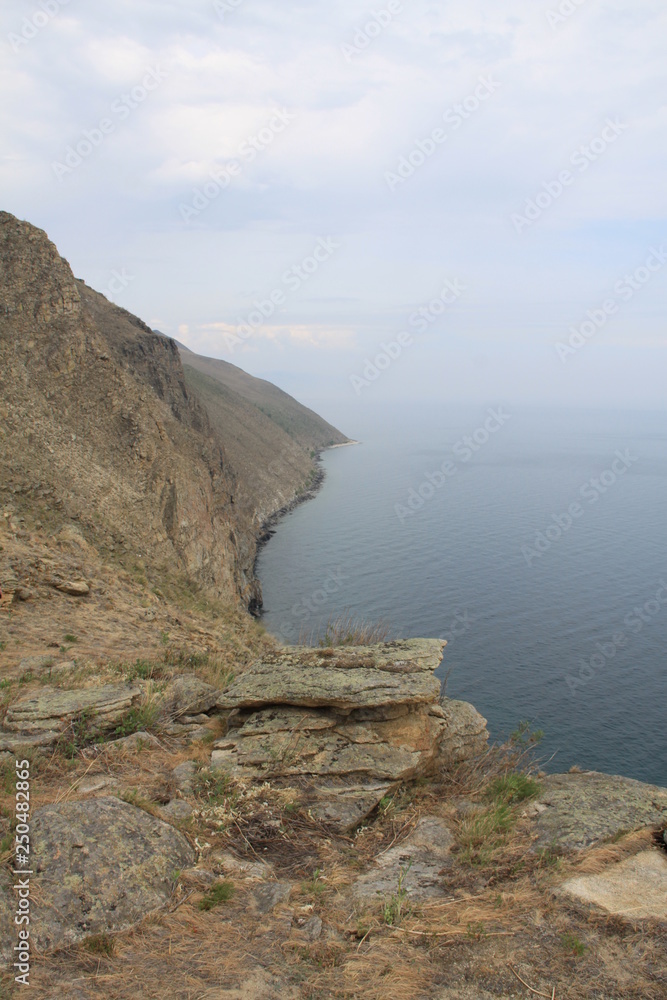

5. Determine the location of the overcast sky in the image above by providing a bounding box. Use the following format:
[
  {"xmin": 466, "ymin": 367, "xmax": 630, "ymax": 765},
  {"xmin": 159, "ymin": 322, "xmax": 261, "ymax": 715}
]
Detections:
[{"xmin": 2, "ymin": 0, "xmax": 666, "ymax": 422}]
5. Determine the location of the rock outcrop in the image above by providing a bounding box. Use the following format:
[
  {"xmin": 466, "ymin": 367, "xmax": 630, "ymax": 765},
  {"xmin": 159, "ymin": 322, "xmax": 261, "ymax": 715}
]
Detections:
[
  {"xmin": 212, "ymin": 640, "xmax": 488, "ymax": 830},
  {"xmin": 0, "ymin": 797, "xmax": 194, "ymax": 959},
  {"xmin": 3, "ymin": 683, "xmax": 141, "ymax": 735},
  {"xmin": 527, "ymin": 771, "xmax": 667, "ymax": 851}
]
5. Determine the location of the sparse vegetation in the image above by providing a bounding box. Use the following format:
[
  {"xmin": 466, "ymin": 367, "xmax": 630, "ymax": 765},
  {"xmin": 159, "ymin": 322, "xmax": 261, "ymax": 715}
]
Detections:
[
  {"xmin": 83, "ymin": 933, "xmax": 115, "ymax": 956},
  {"xmin": 300, "ymin": 613, "xmax": 392, "ymax": 647},
  {"xmin": 381, "ymin": 862, "xmax": 412, "ymax": 926},
  {"xmin": 198, "ymin": 880, "xmax": 235, "ymax": 910},
  {"xmin": 561, "ymin": 932, "xmax": 587, "ymax": 956}
]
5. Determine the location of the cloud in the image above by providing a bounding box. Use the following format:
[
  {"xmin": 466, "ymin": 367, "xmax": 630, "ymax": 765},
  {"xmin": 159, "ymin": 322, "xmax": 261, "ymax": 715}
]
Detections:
[{"xmin": 1, "ymin": 0, "xmax": 666, "ymax": 407}]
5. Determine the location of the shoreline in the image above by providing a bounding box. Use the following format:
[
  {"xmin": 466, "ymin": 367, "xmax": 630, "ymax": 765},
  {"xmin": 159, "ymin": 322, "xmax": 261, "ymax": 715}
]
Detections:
[{"xmin": 250, "ymin": 437, "xmax": 360, "ymax": 616}]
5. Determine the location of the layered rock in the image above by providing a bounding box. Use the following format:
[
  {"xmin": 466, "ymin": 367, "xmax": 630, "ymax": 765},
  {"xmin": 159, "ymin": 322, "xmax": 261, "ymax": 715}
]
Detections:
[{"xmin": 212, "ymin": 640, "xmax": 488, "ymax": 830}]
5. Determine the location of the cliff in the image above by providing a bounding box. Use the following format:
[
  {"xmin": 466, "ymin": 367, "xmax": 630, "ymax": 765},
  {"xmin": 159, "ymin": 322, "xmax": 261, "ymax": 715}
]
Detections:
[{"xmin": 0, "ymin": 211, "xmax": 347, "ymax": 611}]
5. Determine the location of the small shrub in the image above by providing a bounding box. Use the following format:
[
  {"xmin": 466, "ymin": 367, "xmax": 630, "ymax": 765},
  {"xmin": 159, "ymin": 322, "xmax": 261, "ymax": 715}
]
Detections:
[
  {"xmin": 486, "ymin": 772, "xmax": 541, "ymax": 806},
  {"xmin": 124, "ymin": 660, "xmax": 162, "ymax": 682},
  {"xmin": 63, "ymin": 633, "xmax": 78, "ymax": 644},
  {"xmin": 113, "ymin": 702, "xmax": 159, "ymax": 737},
  {"xmin": 84, "ymin": 933, "xmax": 115, "ymax": 956},
  {"xmin": 382, "ymin": 862, "xmax": 412, "ymax": 926},
  {"xmin": 198, "ymin": 880, "xmax": 235, "ymax": 911},
  {"xmin": 300, "ymin": 613, "xmax": 392, "ymax": 648},
  {"xmin": 561, "ymin": 932, "xmax": 586, "ymax": 956}
]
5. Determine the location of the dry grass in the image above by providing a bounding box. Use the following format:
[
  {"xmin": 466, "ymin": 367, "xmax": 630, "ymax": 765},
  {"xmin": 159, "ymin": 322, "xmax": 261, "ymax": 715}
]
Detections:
[{"xmin": 298, "ymin": 612, "xmax": 392, "ymax": 648}]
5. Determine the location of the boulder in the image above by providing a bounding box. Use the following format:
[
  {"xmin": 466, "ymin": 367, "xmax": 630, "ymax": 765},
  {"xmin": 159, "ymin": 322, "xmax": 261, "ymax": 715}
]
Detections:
[
  {"xmin": 437, "ymin": 698, "xmax": 489, "ymax": 767},
  {"xmin": 560, "ymin": 850, "xmax": 667, "ymax": 921},
  {"xmin": 530, "ymin": 771, "xmax": 667, "ymax": 851},
  {"xmin": 159, "ymin": 675, "xmax": 220, "ymax": 719},
  {"xmin": 3, "ymin": 683, "xmax": 142, "ymax": 735},
  {"xmin": 353, "ymin": 816, "xmax": 454, "ymax": 902},
  {"xmin": 216, "ymin": 639, "xmax": 445, "ymax": 712},
  {"xmin": 55, "ymin": 580, "xmax": 90, "ymax": 596},
  {"xmin": 2, "ymin": 796, "xmax": 194, "ymax": 956}
]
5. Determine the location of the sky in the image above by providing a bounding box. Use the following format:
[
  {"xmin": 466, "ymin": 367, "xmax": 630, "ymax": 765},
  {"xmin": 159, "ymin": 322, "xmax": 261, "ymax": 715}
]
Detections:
[{"xmin": 1, "ymin": 0, "xmax": 666, "ymax": 426}]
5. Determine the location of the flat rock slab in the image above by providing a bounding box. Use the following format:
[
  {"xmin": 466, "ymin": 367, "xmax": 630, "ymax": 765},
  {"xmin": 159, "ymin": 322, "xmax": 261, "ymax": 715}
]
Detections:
[
  {"xmin": 216, "ymin": 639, "xmax": 445, "ymax": 712},
  {"xmin": 212, "ymin": 705, "xmax": 445, "ymax": 831},
  {"xmin": 530, "ymin": 771, "xmax": 667, "ymax": 851},
  {"xmin": 24, "ymin": 796, "xmax": 194, "ymax": 953},
  {"xmin": 560, "ymin": 850, "xmax": 667, "ymax": 921},
  {"xmin": 3, "ymin": 683, "xmax": 142, "ymax": 734},
  {"xmin": 353, "ymin": 816, "xmax": 454, "ymax": 902}
]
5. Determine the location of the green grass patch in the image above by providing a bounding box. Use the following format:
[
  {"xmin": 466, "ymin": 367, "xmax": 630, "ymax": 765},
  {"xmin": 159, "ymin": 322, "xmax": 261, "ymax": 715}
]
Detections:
[
  {"xmin": 198, "ymin": 880, "xmax": 235, "ymax": 911},
  {"xmin": 83, "ymin": 933, "xmax": 115, "ymax": 956}
]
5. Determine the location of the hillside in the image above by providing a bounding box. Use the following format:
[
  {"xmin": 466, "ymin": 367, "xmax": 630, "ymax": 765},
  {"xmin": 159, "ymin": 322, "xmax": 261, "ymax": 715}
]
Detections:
[
  {"xmin": 0, "ymin": 211, "xmax": 348, "ymax": 612},
  {"xmin": 177, "ymin": 347, "xmax": 347, "ymax": 528}
]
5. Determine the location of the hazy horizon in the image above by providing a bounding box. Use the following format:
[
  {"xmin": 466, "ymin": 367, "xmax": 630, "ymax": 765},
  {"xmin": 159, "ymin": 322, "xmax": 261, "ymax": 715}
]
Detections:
[{"xmin": 2, "ymin": 0, "xmax": 666, "ymax": 413}]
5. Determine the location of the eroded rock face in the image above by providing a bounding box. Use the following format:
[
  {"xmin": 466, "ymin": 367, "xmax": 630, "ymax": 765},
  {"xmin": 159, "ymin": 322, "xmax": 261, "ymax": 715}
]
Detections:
[
  {"xmin": 16, "ymin": 797, "xmax": 194, "ymax": 953},
  {"xmin": 3, "ymin": 683, "xmax": 142, "ymax": 734},
  {"xmin": 437, "ymin": 698, "xmax": 489, "ymax": 767},
  {"xmin": 211, "ymin": 641, "xmax": 465, "ymax": 831},
  {"xmin": 216, "ymin": 640, "xmax": 445, "ymax": 712},
  {"xmin": 530, "ymin": 771, "xmax": 667, "ymax": 851}
]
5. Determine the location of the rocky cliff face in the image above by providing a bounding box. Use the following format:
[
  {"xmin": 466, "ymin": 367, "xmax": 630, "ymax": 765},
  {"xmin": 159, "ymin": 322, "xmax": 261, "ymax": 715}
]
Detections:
[{"xmin": 0, "ymin": 212, "xmax": 346, "ymax": 608}]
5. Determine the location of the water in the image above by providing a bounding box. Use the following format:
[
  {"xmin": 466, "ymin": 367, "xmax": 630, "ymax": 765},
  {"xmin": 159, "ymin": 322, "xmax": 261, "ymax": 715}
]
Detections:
[{"xmin": 256, "ymin": 405, "xmax": 667, "ymax": 787}]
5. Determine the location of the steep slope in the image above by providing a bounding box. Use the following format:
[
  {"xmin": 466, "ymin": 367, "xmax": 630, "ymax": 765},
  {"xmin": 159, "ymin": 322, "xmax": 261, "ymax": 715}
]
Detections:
[
  {"xmin": 0, "ymin": 212, "xmax": 347, "ymax": 609},
  {"xmin": 178, "ymin": 349, "xmax": 347, "ymax": 527}
]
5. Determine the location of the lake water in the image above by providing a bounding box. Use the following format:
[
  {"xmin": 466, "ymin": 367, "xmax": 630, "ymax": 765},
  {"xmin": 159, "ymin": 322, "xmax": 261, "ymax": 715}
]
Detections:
[{"xmin": 256, "ymin": 405, "xmax": 666, "ymax": 787}]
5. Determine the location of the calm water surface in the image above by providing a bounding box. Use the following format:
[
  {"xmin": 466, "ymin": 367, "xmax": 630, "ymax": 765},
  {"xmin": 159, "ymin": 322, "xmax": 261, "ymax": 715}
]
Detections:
[{"xmin": 256, "ymin": 406, "xmax": 666, "ymax": 786}]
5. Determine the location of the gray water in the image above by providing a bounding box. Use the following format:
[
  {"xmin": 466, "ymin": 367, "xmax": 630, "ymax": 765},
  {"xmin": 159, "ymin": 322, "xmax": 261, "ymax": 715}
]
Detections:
[{"xmin": 256, "ymin": 405, "xmax": 666, "ymax": 787}]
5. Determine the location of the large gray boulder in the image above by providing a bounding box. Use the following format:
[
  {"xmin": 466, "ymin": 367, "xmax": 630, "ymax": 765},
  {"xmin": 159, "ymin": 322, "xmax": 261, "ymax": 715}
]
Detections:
[
  {"xmin": 9, "ymin": 797, "xmax": 194, "ymax": 956},
  {"xmin": 3, "ymin": 683, "xmax": 142, "ymax": 734},
  {"xmin": 528, "ymin": 771, "xmax": 667, "ymax": 851},
  {"xmin": 216, "ymin": 639, "xmax": 445, "ymax": 712}
]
